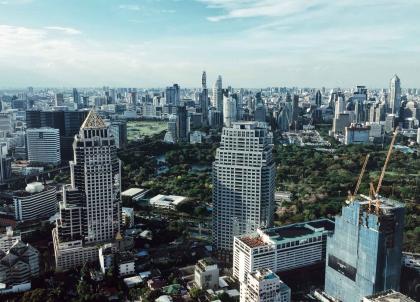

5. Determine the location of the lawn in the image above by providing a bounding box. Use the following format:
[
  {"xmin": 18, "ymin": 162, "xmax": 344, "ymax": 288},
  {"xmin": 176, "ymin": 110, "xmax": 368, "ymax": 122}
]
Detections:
[{"xmin": 127, "ymin": 120, "xmax": 167, "ymax": 141}]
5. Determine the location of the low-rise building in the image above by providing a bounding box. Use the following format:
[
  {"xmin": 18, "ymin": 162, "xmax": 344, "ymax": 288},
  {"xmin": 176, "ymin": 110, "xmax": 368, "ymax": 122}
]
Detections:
[
  {"xmin": 13, "ymin": 182, "xmax": 57, "ymax": 222},
  {"xmin": 122, "ymin": 207, "xmax": 134, "ymax": 228},
  {"xmin": 149, "ymin": 194, "xmax": 187, "ymax": 209},
  {"xmin": 194, "ymin": 258, "xmax": 219, "ymax": 290},
  {"xmin": 362, "ymin": 290, "xmax": 415, "ymax": 302},
  {"xmin": 233, "ymin": 219, "xmax": 334, "ymax": 283},
  {"xmin": 402, "ymin": 252, "xmax": 420, "ymax": 273},
  {"xmin": 0, "ymin": 227, "xmax": 20, "ymax": 253},
  {"xmin": 240, "ymin": 269, "xmax": 290, "ymax": 302}
]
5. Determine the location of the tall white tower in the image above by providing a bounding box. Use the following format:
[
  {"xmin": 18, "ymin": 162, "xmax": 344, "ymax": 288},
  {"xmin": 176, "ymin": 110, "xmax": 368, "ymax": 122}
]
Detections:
[
  {"xmin": 213, "ymin": 75, "xmax": 223, "ymax": 112},
  {"xmin": 389, "ymin": 74, "xmax": 401, "ymax": 115},
  {"xmin": 53, "ymin": 109, "xmax": 122, "ymax": 270},
  {"xmin": 212, "ymin": 122, "xmax": 275, "ymax": 254},
  {"xmin": 223, "ymin": 95, "xmax": 237, "ymax": 127}
]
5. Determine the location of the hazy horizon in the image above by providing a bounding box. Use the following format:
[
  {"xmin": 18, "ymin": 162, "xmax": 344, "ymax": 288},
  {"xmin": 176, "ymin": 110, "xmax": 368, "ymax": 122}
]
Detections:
[{"xmin": 0, "ymin": 0, "xmax": 419, "ymax": 88}]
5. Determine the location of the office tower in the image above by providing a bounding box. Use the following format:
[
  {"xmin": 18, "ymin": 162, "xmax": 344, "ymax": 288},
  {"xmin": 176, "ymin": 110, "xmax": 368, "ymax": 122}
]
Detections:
[
  {"xmin": 254, "ymin": 102, "xmax": 267, "ymax": 122},
  {"xmin": 109, "ymin": 120, "xmax": 128, "ymax": 149},
  {"xmin": 213, "ymin": 75, "xmax": 223, "ymax": 112},
  {"xmin": 223, "ymin": 95, "xmax": 237, "ymax": 127},
  {"xmin": 335, "ymin": 95, "xmax": 345, "ymax": 117},
  {"xmin": 209, "ymin": 108, "xmax": 223, "ymax": 129},
  {"xmin": 0, "ymin": 240, "xmax": 39, "ymax": 289},
  {"xmin": 26, "ymin": 128, "xmax": 61, "ymax": 165},
  {"xmin": 13, "ymin": 182, "xmax": 57, "ymax": 222},
  {"xmin": 0, "ymin": 112, "xmax": 13, "ymax": 135},
  {"xmin": 389, "ymin": 75, "xmax": 401, "ymax": 115},
  {"xmin": 176, "ymin": 106, "xmax": 188, "ymax": 142},
  {"xmin": 385, "ymin": 114, "xmax": 397, "ymax": 133},
  {"xmin": 165, "ymin": 84, "xmax": 180, "ymax": 106},
  {"xmin": 344, "ymin": 124, "xmax": 371, "ymax": 145},
  {"xmin": 325, "ymin": 197, "xmax": 405, "ymax": 302},
  {"xmin": 0, "ymin": 142, "xmax": 12, "ymax": 183},
  {"xmin": 26, "ymin": 110, "xmax": 88, "ymax": 161},
  {"xmin": 212, "ymin": 122, "xmax": 275, "ymax": 254},
  {"xmin": 233, "ymin": 219, "xmax": 334, "ymax": 283},
  {"xmin": 52, "ymin": 110, "xmax": 121, "ymax": 271},
  {"xmin": 353, "ymin": 86, "xmax": 368, "ymax": 123},
  {"xmin": 73, "ymin": 88, "xmax": 80, "ymax": 104},
  {"xmin": 129, "ymin": 91, "xmax": 137, "ymax": 107},
  {"xmin": 291, "ymin": 95, "xmax": 299, "ymax": 128},
  {"xmin": 200, "ymin": 71, "xmax": 209, "ymax": 125},
  {"xmin": 240, "ymin": 269, "xmax": 291, "ymax": 302},
  {"xmin": 315, "ymin": 90, "xmax": 322, "ymax": 107},
  {"xmin": 55, "ymin": 93, "xmax": 64, "ymax": 106}
]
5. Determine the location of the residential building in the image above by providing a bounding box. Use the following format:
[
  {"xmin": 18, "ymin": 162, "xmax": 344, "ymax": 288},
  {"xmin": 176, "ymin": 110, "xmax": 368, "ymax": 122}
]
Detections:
[
  {"xmin": 240, "ymin": 269, "xmax": 291, "ymax": 302},
  {"xmin": 13, "ymin": 182, "xmax": 57, "ymax": 222},
  {"xmin": 52, "ymin": 110, "xmax": 122, "ymax": 271},
  {"xmin": 233, "ymin": 219, "xmax": 334, "ymax": 283},
  {"xmin": 0, "ymin": 240, "xmax": 39, "ymax": 291},
  {"xmin": 325, "ymin": 197, "xmax": 405, "ymax": 302},
  {"xmin": 223, "ymin": 95, "xmax": 237, "ymax": 127},
  {"xmin": 0, "ymin": 227, "xmax": 21, "ymax": 253},
  {"xmin": 26, "ymin": 128, "xmax": 61, "ymax": 165},
  {"xmin": 213, "ymin": 122, "xmax": 275, "ymax": 253},
  {"xmin": 194, "ymin": 258, "xmax": 219, "ymax": 290},
  {"xmin": 165, "ymin": 84, "xmax": 180, "ymax": 106}
]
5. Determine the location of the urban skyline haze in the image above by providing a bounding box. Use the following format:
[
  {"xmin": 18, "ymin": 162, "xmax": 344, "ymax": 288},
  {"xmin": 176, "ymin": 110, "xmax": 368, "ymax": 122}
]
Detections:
[{"xmin": 0, "ymin": 0, "xmax": 419, "ymax": 88}]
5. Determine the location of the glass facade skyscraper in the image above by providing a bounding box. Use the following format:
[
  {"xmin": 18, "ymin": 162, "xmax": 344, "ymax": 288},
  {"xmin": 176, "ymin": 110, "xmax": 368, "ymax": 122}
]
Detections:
[{"xmin": 324, "ymin": 197, "xmax": 405, "ymax": 302}]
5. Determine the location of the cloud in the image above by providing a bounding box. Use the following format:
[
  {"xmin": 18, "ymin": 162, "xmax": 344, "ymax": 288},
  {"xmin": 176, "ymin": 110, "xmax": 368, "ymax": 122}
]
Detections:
[
  {"xmin": 44, "ymin": 26, "xmax": 82, "ymax": 35},
  {"xmin": 119, "ymin": 4, "xmax": 141, "ymax": 11}
]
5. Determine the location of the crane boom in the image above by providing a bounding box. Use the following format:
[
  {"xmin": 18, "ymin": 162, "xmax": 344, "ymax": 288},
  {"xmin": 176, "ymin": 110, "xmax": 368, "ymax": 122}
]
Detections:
[
  {"xmin": 347, "ymin": 154, "xmax": 370, "ymax": 203},
  {"xmin": 375, "ymin": 128, "xmax": 398, "ymax": 196}
]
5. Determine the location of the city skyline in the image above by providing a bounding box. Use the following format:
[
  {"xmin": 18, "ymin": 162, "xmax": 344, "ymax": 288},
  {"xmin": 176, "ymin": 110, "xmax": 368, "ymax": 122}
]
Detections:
[{"xmin": 0, "ymin": 0, "xmax": 419, "ymax": 88}]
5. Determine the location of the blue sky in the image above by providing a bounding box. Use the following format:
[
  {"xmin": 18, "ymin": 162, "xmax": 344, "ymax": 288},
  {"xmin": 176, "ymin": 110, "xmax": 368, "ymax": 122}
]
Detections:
[{"xmin": 0, "ymin": 0, "xmax": 419, "ymax": 88}]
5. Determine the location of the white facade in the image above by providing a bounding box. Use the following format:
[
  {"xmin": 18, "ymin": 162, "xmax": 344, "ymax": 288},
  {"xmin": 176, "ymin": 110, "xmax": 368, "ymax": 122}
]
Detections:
[
  {"xmin": 240, "ymin": 269, "xmax": 290, "ymax": 302},
  {"xmin": 233, "ymin": 219, "xmax": 334, "ymax": 283},
  {"xmin": 122, "ymin": 207, "xmax": 134, "ymax": 228},
  {"xmin": 389, "ymin": 75, "xmax": 401, "ymax": 115},
  {"xmin": 26, "ymin": 127, "xmax": 61, "ymax": 165},
  {"xmin": 223, "ymin": 96, "xmax": 237, "ymax": 127},
  {"xmin": 213, "ymin": 122, "xmax": 275, "ymax": 252},
  {"xmin": 194, "ymin": 259, "xmax": 219, "ymax": 290},
  {"xmin": 149, "ymin": 194, "xmax": 187, "ymax": 209},
  {"xmin": 53, "ymin": 110, "xmax": 122, "ymax": 271},
  {"xmin": 0, "ymin": 227, "xmax": 21, "ymax": 252},
  {"xmin": 13, "ymin": 183, "xmax": 57, "ymax": 222}
]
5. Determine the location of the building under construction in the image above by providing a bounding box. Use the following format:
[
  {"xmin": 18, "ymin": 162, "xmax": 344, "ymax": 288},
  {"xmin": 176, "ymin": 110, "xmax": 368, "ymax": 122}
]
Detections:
[{"xmin": 324, "ymin": 195, "xmax": 405, "ymax": 302}]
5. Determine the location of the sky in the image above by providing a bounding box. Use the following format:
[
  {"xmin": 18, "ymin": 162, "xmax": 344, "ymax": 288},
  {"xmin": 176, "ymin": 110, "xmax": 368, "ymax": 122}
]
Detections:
[{"xmin": 0, "ymin": 0, "xmax": 419, "ymax": 88}]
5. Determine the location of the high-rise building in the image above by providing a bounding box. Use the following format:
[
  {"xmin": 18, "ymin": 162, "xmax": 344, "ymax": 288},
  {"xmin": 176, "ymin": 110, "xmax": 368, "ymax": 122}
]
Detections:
[
  {"xmin": 200, "ymin": 71, "xmax": 209, "ymax": 125},
  {"xmin": 315, "ymin": 90, "xmax": 322, "ymax": 107},
  {"xmin": 13, "ymin": 182, "xmax": 57, "ymax": 222},
  {"xmin": 26, "ymin": 110, "xmax": 89, "ymax": 161},
  {"xmin": 223, "ymin": 95, "xmax": 237, "ymax": 127},
  {"xmin": 26, "ymin": 128, "xmax": 61, "ymax": 165},
  {"xmin": 73, "ymin": 88, "xmax": 80, "ymax": 105},
  {"xmin": 0, "ymin": 112, "xmax": 13, "ymax": 135},
  {"xmin": 389, "ymin": 75, "xmax": 401, "ymax": 116},
  {"xmin": 0, "ymin": 142, "xmax": 12, "ymax": 183},
  {"xmin": 165, "ymin": 84, "xmax": 180, "ymax": 106},
  {"xmin": 52, "ymin": 110, "xmax": 121, "ymax": 271},
  {"xmin": 212, "ymin": 122, "xmax": 275, "ymax": 254},
  {"xmin": 109, "ymin": 120, "xmax": 128, "ymax": 149},
  {"xmin": 254, "ymin": 102, "xmax": 266, "ymax": 122},
  {"xmin": 233, "ymin": 219, "xmax": 334, "ymax": 283},
  {"xmin": 324, "ymin": 197, "xmax": 405, "ymax": 302},
  {"xmin": 240, "ymin": 269, "xmax": 291, "ymax": 302},
  {"xmin": 213, "ymin": 75, "xmax": 223, "ymax": 112},
  {"xmin": 55, "ymin": 93, "xmax": 64, "ymax": 106},
  {"xmin": 176, "ymin": 106, "xmax": 189, "ymax": 142},
  {"xmin": 209, "ymin": 108, "xmax": 223, "ymax": 129}
]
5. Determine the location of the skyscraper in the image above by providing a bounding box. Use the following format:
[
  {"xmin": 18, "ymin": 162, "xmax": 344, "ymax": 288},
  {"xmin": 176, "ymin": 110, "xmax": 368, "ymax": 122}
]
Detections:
[
  {"xmin": 73, "ymin": 88, "xmax": 80, "ymax": 105},
  {"xmin": 199, "ymin": 71, "xmax": 209, "ymax": 125},
  {"xmin": 389, "ymin": 75, "xmax": 401, "ymax": 116},
  {"xmin": 26, "ymin": 128, "xmax": 61, "ymax": 165},
  {"xmin": 324, "ymin": 197, "xmax": 405, "ymax": 302},
  {"xmin": 315, "ymin": 90, "xmax": 322, "ymax": 107},
  {"xmin": 55, "ymin": 93, "xmax": 64, "ymax": 106},
  {"xmin": 52, "ymin": 110, "xmax": 121, "ymax": 271},
  {"xmin": 223, "ymin": 95, "xmax": 237, "ymax": 127},
  {"xmin": 213, "ymin": 75, "xmax": 223, "ymax": 112},
  {"xmin": 212, "ymin": 122, "xmax": 275, "ymax": 254},
  {"xmin": 166, "ymin": 84, "xmax": 181, "ymax": 106},
  {"xmin": 176, "ymin": 105, "xmax": 188, "ymax": 142}
]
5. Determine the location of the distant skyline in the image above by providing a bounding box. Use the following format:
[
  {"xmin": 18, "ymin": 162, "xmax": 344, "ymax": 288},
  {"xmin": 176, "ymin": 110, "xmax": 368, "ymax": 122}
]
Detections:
[{"xmin": 0, "ymin": 0, "xmax": 419, "ymax": 88}]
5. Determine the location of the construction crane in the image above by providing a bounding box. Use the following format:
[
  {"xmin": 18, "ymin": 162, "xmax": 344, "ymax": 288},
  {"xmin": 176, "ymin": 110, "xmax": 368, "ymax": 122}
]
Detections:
[
  {"xmin": 372, "ymin": 128, "xmax": 399, "ymax": 214},
  {"xmin": 347, "ymin": 154, "xmax": 370, "ymax": 204}
]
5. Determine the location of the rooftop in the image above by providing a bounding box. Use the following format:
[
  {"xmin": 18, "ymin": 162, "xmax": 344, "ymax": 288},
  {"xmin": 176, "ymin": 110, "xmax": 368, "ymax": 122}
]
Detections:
[
  {"xmin": 363, "ymin": 290, "xmax": 414, "ymax": 302},
  {"xmin": 81, "ymin": 109, "xmax": 106, "ymax": 129},
  {"xmin": 121, "ymin": 188, "xmax": 145, "ymax": 197}
]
